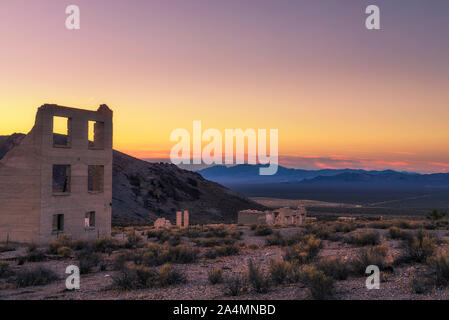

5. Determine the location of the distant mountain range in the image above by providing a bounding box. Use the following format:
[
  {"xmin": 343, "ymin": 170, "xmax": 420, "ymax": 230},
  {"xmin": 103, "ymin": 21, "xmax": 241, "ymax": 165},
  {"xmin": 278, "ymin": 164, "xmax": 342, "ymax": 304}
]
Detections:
[
  {"xmin": 198, "ymin": 165, "xmax": 449, "ymax": 206},
  {"xmin": 197, "ymin": 164, "xmax": 439, "ymax": 186}
]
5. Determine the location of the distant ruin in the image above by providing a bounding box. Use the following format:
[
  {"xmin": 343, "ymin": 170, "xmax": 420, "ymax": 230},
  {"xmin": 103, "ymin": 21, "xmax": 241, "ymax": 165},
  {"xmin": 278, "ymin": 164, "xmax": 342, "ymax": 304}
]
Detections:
[
  {"xmin": 0, "ymin": 104, "xmax": 113, "ymax": 244},
  {"xmin": 176, "ymin": 210, "xmax": 190, "ymax": 228},
  {"xmin": 238, "ymin": 206, "xmax": 307, "ymax": 226}
]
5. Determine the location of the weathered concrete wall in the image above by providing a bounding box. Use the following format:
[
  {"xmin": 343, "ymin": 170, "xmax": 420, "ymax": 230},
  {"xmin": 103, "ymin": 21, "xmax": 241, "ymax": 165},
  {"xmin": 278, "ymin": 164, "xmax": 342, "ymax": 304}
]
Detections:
[
  {"xmin": 0, "ymin": 104, "xmax": 113, "ymax": 244},
  {"xmin": 237, "ymin": 211, "xmax": 266, "ymax": 225}
]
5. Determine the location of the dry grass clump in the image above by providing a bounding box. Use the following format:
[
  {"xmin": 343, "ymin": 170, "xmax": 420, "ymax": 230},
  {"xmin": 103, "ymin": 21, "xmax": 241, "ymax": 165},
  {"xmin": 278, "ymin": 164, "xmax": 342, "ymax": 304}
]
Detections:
[
  {"xmin": 269, "ymin": 259, "xmax": 299, "ymax": 284},
  {"xmin": 298, "ymin": 265, "xmax": 334, "ymax": 300},
  {"xmin": 208, "ymin": 268, "xmax": 223, "ymax": 284},
  {"xmin": 224, "ymin": 275, "xmax": 247, "ymax": 296},
  {"xmin": 427, "ymin": 249, "xmax": 449, "ymax": 287},
  {"xmin": 137, "ymin": 243, "xmax": 199, "ymax": 266},
  {"xmin": 112, "ymin": 263, "xmax": 186, "ymax": 290},
  {"xmin": 351, "ymin": 244, "xmax": 390, "ymax": 275},
  {"xmin": 157, "ymin": 263, "xmax": 187, "ymax": 287},
  {"xmin": 398, "ymin": 230, "xmax": 436, "ymax": 264},
  {"xmin": 57, "ymin": 246, "xmax": 72, "ymax": 259},
  {"xmin": 204, "ymin": 244, "xmax": 240, "ymax": 259},
  {"xmin": 94, "ymin": 237, "xmax": 121, "ymax": 253},
  {"xmin": 14, "ymin": 266, "xmax": 58, "ymax": 288},
  {"xmin": 18, "ymin": 243, "xmax": 46, "ymax": 264},
  {"xmin": 77, "ymin": 249, "xmax": 104, "ymax": 274},
  {"xmin": 247, "ymin": 260, "xmax": 270, "ymax": 293},
  {"xmin": 0, "ymin": 262, "xmax": 14, "ymax": 279},
  {"xmin": 346, "ymin": 231, "xmax": 380, "ymax": 246},
  {"xmin": 388, "ymin": 227, "xmax": 413, "ymax": 241},
  {"xmin": 254, "ymin": 225, "xmax": 273, "ymax": 236},
  {"xmin": 284, "ymin": 235, "xmax": 321, "ymax": 264},
  {"xmin": 316, "ymin": 256, "xmax": 352, "ymax": 280}
]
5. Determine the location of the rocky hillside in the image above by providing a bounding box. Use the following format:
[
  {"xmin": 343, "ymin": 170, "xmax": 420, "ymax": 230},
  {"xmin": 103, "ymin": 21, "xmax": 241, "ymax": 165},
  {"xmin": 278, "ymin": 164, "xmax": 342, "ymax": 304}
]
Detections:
[{"xmin": 0, "ymin": 134, "xmax": 265, "ymax": 225}]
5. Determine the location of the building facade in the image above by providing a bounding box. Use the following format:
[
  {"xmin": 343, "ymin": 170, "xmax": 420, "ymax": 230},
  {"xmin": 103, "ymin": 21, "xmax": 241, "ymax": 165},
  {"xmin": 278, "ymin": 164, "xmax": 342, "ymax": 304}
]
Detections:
[{"xmin": 0, "ymin": 104, "xmax": 113, "ymax": 244}]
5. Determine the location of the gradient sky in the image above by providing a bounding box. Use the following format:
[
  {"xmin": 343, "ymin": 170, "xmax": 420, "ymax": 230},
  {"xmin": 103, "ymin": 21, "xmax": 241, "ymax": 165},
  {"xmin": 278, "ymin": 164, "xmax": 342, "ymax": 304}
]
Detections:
[{"xmin": 1, "ymin": 0, "xmax": 448, "ymax": 173}]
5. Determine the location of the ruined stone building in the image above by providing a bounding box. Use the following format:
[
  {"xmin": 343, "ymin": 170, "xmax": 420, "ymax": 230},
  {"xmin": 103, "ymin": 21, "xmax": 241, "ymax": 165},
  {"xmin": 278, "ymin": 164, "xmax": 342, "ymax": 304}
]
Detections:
[
  {"xmin": 0, "ymin": 104, "xmax": 113, "ymax": 244},
  {"xmin": 238, "ymin": 206, "xmax": 307, "ymax": 226}
]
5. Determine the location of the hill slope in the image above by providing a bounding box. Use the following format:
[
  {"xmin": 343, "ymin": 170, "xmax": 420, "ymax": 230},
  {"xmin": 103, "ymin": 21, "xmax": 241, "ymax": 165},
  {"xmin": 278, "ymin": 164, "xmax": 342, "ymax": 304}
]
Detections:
[{"xmin": 0, "ymin": 134, "xmax": 265, "ymax": 225}]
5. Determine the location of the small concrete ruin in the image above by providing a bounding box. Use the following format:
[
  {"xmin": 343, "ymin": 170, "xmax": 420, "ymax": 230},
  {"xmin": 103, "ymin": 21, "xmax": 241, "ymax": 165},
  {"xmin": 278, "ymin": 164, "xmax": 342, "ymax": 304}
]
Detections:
[
  {"xmin": 153, "ymin": 218, "xmax": 172, "ymax": 229},
  {"xmin": 176, "ymin": 210, "xmax": 190, "ymax": 228},
  {"xmin": 238, "ymin": 206, "xmax": 307, "ymax": 226},
  {"xmin": 0, "ymin": 104, "xmax": 113, "ymax": 244}
]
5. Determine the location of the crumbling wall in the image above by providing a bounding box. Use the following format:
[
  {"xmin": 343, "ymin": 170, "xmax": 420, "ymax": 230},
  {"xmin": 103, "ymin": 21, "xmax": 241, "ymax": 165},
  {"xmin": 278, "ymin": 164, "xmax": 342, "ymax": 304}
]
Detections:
[{"xmin": 0, "ymin": 104, "xmax": 113, "ymax": 244}]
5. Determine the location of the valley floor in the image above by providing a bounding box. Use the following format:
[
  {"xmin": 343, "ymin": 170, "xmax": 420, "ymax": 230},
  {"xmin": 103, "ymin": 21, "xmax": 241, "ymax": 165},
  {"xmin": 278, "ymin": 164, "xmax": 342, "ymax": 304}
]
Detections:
[{"xmin": 1, "ymin": 219, "xmax": 449, "ymax": 300}]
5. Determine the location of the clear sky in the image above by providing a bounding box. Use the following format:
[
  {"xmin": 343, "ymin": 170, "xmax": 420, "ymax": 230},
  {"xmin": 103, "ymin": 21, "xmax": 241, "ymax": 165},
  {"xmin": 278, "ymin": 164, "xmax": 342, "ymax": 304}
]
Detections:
[{"xmin": 1, "ymin": 0, "xmax": 448, "ymax": 173}]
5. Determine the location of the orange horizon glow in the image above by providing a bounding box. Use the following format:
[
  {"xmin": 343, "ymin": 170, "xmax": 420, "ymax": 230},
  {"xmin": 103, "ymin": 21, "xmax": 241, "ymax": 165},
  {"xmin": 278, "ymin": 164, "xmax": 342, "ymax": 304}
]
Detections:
[{"xmin": 1, "ymin": 1, "xmax": 449, "ymax": 174}]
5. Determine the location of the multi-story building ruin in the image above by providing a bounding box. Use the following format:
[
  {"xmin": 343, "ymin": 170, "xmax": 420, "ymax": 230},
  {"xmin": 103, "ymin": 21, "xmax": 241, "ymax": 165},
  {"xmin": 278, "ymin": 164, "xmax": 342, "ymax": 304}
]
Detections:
[{"xmin": 0, "ymin": 104, "xmax": 113, "ymax": 244}]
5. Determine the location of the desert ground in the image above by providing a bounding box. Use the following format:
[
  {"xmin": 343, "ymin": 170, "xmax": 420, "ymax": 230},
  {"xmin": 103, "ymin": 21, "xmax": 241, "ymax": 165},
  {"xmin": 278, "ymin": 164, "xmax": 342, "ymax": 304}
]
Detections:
[{"xmin": 2, "ymin": 212, "xmax": 449, "ymax": 300}]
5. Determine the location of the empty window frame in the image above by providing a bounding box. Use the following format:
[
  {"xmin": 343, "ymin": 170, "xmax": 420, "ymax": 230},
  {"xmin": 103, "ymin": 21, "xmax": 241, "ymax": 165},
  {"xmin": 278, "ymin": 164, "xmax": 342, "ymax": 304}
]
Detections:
[
  {"xmin": 88, "ymin": 165, "xmax": 104, "ymax": 192},
  {"xmin": 52, "ymin": 165, "xmax": 71, "ymax": 193},
  {"xmin": 52, "ymin": 214, "xmax": 64, "ymax": 233},
  {"xmin": 85, "ymin": 211, "xmax": 95, "ymax": 228},
  {"xmin": 88, "ymin": 120, "xmax": 105, "ymax": 149},
  {"xmin": 53, "ymin": 116, "xmax": 71, "ymax": 147}
]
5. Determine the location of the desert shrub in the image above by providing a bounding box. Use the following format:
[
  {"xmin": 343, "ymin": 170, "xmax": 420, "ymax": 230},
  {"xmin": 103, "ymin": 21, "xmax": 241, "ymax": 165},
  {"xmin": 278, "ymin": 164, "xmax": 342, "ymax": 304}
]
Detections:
[
  {"xmin": 147, "ymin": 229, "xmax": 171, "ymax": 243},
  {"xmin": 125, "ymin": 232, "xmax": 142, "ymax": 249},
  {"xmin": 157, "ymin": 263, "xmax": 186, "ymax": 287},
  {"xmin": 410, "ymin": 274, "xmax": 434, "ymax": 294},
  {"xmin": 265, "ymin": 231, "xmax": 284, "ymax": 246},
  {"xmin": 224, "ymin": 275, "xmax": 247, "ymax": 296},
  {"xmin": 367, "ymin": 221, "xmax": 392, "ymax": 229},
  {"xmin": 388, "ymin": 227, "xmax": 413, "ymax": 241},
  {"xmin": 254, "ymin": 225, "xmax": 273, "ymax": 236},
  {"xmin": 427, "ymin": 210, "xmax": 447, "ymax": 222},
  {"xmin": 284, "ymin": 235, "xmax": 321, "ymax": 264},
  {"xmin": 269, "ymin": 259, "xmax": 299, "ymax": 284},
  {"xmin": 316, "ymin": 256, "xmax": 352, "ymax": 280},
  {"xmin": 112, "ymin": 265, "xmax": 157, "ymax": 290},
  {"xmin": 228, "ymin": 231, "xmax": 243, "ymax": 240},
  {"xmin": 0, "ymin": 244, "xmax": 15, "ymax": 253},
  {"xmin": 95, "ymin": 237, "xmax": 120, "ymax": 253},
  {"xmin": 24, "ymin": 244, "xmax": 46, "ymax": 262},
  {"xmin": 15, "ymin": 267, "xmax": 58, "ymax": 288},
  {"xmin": 57, "ymin": 246, "xmax": 72, "ymax": 259},
  {"xmin": 347, "ymin": 231, "xmax": 380, "ymax": 246},
  {"xmin": 247, "ymin": 260, "xmax": 270, "ymax": 293},
  {"xmin": 299, "ymin": 265, "xmax": 334, "ymax": 300},
  {"xmin": 333, "ymin": 222, "xmax": 358, "ymax": 233},
  {"xmin": 399, "ymin": 230, "xmax": 436, "ymax": 263},
  {"xmin": 203, "ymin": 250, "xmax": 217, "ymax": 259},
  {"xmin": 200, "ymin": 237, "xmax": 221, "ymax": 247},
  {"xmin": 208, "ymin": 268, "xmax": 223, "ymax": 284},
  {"xmin": 352, "ymin": 245, "xmax": 390, "ymax": 275},
  {"xmin": 248, "ymin": 244, "xmax": 259, "ymax": 250},
  {"xmin": 70, "ymin": 240, "xmax": 90, "ymax": 251},
  {"xmin": 168, "ymin": 245, "xmax": 199, "ymax": 264},
  {"xmin": 203, "ymin": 227, "xmax": 228, "ymax": 238},
  {"xmin": 140, "ymin": 244, "xmax": 199, "ymax": 266},
  {"xmin": 305, "ymin": 224, "xmax": 333, "ymax": 240},
  {"xmin": 167, "ymin": 235, "xmax": 181, "ymax": 246},
  {"xmin": 428, "ymin": 250, "xmax": 449, "ymax": 287},
  {"xmin": 214, "ymin": 244, "xmax": 240, "ymax": 257},
  {"xmin": 0, "ymin": 262, "xmax": 14, "ymax": 279},
  {"xmin": 77, "ymin": 249, "xmax": 102, "ymax": 274}
]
